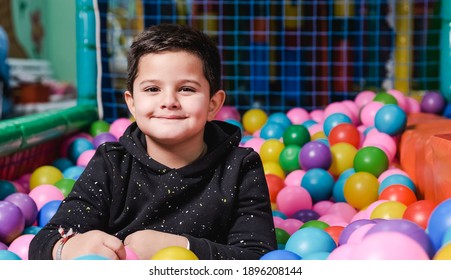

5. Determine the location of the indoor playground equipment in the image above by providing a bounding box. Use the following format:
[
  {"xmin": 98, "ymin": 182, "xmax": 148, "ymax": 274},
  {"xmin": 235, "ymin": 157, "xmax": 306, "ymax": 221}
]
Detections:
[{"xmin": 2, "ymin": 0, "xmax": 451, "ymax": 261}]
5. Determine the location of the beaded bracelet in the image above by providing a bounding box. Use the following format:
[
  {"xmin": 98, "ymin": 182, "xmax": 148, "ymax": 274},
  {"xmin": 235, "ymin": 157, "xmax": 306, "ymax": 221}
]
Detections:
[{"xmin": 55, "ymin": 226, "xmax": 77, "ymax": 260}]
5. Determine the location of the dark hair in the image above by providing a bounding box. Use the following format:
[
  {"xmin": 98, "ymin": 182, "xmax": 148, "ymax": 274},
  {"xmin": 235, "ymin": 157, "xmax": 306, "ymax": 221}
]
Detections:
[{"xmin": 127, "ymin": 23, "xmax": 221, "ymax": 96}]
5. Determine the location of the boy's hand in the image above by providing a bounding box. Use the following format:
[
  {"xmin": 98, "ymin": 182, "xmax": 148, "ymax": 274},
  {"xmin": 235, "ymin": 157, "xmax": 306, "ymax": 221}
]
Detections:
[
  {"xmin": 53, "ymin": 230, "xmax": 126, "ymax": 260},
  {"xmin": 124, "ymin": 230, "xmax": 189, "ymax": 260}
]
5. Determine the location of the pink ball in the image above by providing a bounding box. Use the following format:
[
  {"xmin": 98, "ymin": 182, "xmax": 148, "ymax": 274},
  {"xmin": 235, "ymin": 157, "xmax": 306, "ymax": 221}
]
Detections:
[
  {"xmin": 327, "ymin": 243, "xmax": 356, "ymax": 260},
  {"xmin": 7, "ymin": 234, "xmax": 35, "ymax": 260},
  {"xmin": 325, "ymin": 202, "xmax": 358, "ymax": 222},
  {"xmin": 346, "ymin": 223, "xmax": 375, "ymax": 245},
  {"xmin": 362, "ymin": 131, "xmax": 397, "ymax": 163},
  {"xmin": 350, "ymin": 210, "xmax": 368, "ymax": 222},
  {"xmin": 310, "ymin": 109, "xmax": 324, "ymax": 123},
  {"xmin": 28, "ymin": 184, "xmax": 65, "ymax": 211},
  {"xmin": 125, "ymin": 245, "xmax": 139, "ymax": 260},
  {"xmin": 359, "ymin": 200, "xmax": 389, "ymax": 220},
  {"xmin": 359, "ymin": 101, "xmax": 384, "ymax": 127},
  {"xmin": 276, "ymin": 218, "xmax": 304, "ymax": 235},
  {"xmin": 215, "ymin": 106, "xmax": 241, "ymax": 122},
  {"xmin": 60, "ymin": 133, "xmax": 93, "ymax": 158},
  {"xmin": 387, "ymin": 89, "xmax": 408, "ymax": 112},
  {"xmin": 341, "ymin": 100, "xmax": 360, "ymax": 125},
  {"xmin": 276, "ymin": 185, "xmax": 313, "ymax": 217},
  {"xmin": 273, "ymin": 216, "xmax": 285, "ymax": 228},
  {"xmin": 378, "ymin": 168, "xmax": 408, "ymax": 184},
  {"xmin": 286, "ymin": 107, "xmax": 310, "ymax": 124},
  {"xmin": 355, "ymin": 90, "xmax": 376, "ymax": 109},
  {"xmin": 307, "ymin": 123, "xmax": 323, "ymax": 136},
  {"xmin": 324, "ymin": 102, "xmax": 353, "ymax": 121},
  {"xmin": 284, "ymin": 170, "xmax": 306, "ymax": 187},
  {"xmin": 109, "ymin": 118, "xmax": 132, "ymax": 139},
  {"xmin": 318, "ymin": 214, "xmax": 348, "ymax": 227},
  {"xmin": 350, "ymin": 231, "xmax": 429, "ymax": 260},
  {"xmin": 313, "ymin": 200, "xmax": 334, "ymax": 216},
  {"xmin": 76, "ymin": 149, "xmax": 96, "ymax": 167},
  {"xmin": 406, "ymin": 97, "xmax": 421, "ymax": 114},
  {"xmin": 241, "ymin": 137, "xmax": 265, "ymax": 153}
]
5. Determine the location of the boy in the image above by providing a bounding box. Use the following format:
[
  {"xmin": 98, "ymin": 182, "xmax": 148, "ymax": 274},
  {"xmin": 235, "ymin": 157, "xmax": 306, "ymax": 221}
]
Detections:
[{"xmin": 29, "ymin": 23, "xmax": 277, "ymax": 260}]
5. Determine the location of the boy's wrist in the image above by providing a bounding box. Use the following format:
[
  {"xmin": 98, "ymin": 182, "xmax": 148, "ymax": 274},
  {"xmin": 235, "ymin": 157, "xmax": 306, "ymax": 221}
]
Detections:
[{"xmin": 55, "ymin": 227, "xmax": 77, "ymax": 260}]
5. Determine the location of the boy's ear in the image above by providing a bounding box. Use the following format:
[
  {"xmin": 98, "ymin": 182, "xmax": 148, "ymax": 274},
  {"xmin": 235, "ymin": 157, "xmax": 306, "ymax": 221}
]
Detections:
[
  {"xmin": 208, "ymin": 90, "xmax": 226, "ymax": 121},
  {"xmin": 124, "ymin": 91, "xmax": 136, "ymax": 118}
]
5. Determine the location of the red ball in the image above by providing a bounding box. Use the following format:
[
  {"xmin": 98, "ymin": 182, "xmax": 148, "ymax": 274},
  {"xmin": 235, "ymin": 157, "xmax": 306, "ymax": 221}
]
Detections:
[
  {"xmin": 379, "ymin": 184, "xmax": 418, "ymax": 206},
  {"xmin": 265, "ymin": 174, "xmax": 285, "ymax": 203},
  {"xmin": 324, "ymin": 225, "xmax": 345, "ymax": 245},
  {"xmin": 328, "ymin": 123, "xmax": 361, "ymax": 148},
  {"xmin": 402, "ymin": 200, "xmax": 436, "ymax": 229}
]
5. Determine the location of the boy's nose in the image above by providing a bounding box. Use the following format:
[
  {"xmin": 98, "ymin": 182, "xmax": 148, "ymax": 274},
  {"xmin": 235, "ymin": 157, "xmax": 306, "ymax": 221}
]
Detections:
[{"xmin": 161, "ymin": 92, "xmax": 180, "ymax": 109}]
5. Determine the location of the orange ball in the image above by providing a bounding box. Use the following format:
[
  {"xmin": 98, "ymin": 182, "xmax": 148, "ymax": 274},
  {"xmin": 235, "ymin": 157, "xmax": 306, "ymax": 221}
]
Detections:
[
  {"xmin": 379, "ymin": 184, "xmax": 417, "ymax": 206},
  {"xmin": 265, "ymin": 174, "xmax": 285, "ymax": 203},
  {"xmin": 328, "ymin": 123, "xmax": 361, "ymax": 148},
  {"xmin": 324, "ymin": 225, "xmax": 344, "ymax": 245},
  {"xmin": 402, "ymin": 199, "xmax": 436, "ymax": 229}
]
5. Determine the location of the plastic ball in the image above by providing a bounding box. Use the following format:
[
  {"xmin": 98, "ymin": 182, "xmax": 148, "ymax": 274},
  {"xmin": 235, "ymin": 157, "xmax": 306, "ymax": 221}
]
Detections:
[
  {"xmin": 355, "ymin": 90, "xmax": 376, "ymax": 109},
  {"xmin": 260, "ymin": 249, "xmax": 301, "ymax": 260},
  {"xmin": 433, "ymin": 242, "xmax": 451, "ymax": 260},
  {"xmin": 361, "ymin": 131, "xmax": 397, "ymax": 163},
  {"xmin": 283, "ymin": 124, "xmax": 310, "ymax": 147},
  {"xmin": 7, "ymin": 234, "xmax": 34, "ymax": 260},
  {"xmin": 28, "ymin": 184, "xmax": 65, "ymax": 211},
  {"xmin": 109, "ymin": 118, "xmax": 132, "ymax": 139},
  {"xmin": 286, "ymin": 107, "xmax": 310, "ymax": 125},
  {"xmin": 374, "ymin": 104, "xmax": 407, "ymax": 136},
  {"xmin": 242, "ymin": 108, "xmax": 268, "ymax": 134},
  {"xmin": 125, "ymin": 245, "xmax": 139, "ymax": 260},
  {"xmin": 427, "ymin": 198, "xmax": 451, "ymax": 252},
  {"xmin": 279, "ymin": 145, "xmax": 301, "ymax": 173},
  {"xmin": 215, "ymin": 106, "xmax": 240, "ymax": 122},
  {"xmin": 23, "ymin": 226, "xmax": 41, "ymax": 235},
  {"xmin": 51, "ymin": 157, "xmax": 74, "ymax": 172},
  {"xmin": 309, "ymin": 109, "xmax": 324, "ymax": 123},
  {"xmin": 54, "ymin": 178, "xmax": 75, "ymax": 197},
  {"xmin": 0, "ymin": 180, "xmax": 16, "ymax": 200},
  {"xmin": 324, "ymin": 225, "xmax": 345, "ymax": 245},
  {"xmin": 151, "ymin": 246, "xmax": 199, "ymax": 260},
  {"xmin": 284, "ymin": 169, "xmax": 305, "ymax": 187},
  {"xmin": 241, "ymin": 137, "xmax": 264, "ymax": 153},
  {"xmin": 68, "ymin": 138, "xmax": 95, "ymax": 163},
  {"xmin": 285, "ymin": 227, "xmax": 336, "ymax": 257},
  {"xmin": 373, "ymin": 91, "xmax": 398, "ymax": 105},
  {"xmin": 73, "ymin": 254, "xmax": 111, "ymax": 260},
  {"xmin": 276, "ymin": 185, "xmax": 312, "ymax": 217},
  {"xmin": 338, "ymin": 219, "xmax": 376, "ymax": 245},
  {"xmin": 378, "ymin": 184, "xmax": 417, "ymax": 206},
  {"xmin": 224, "ymin": 119, "xmax": 243, "ymax": 132},
  {"xmin": 0, "ymin": 250, "xmax": 21, "ymax": 260},
  {"xmin": 359, "ymin": 101, "xmax": 384, "ymax": 127},
  {"xmin": 420, "ymin": 91, "xmax": 446, "ymax": 114},
  {"xmin": 300, "ymin": 220, "xmax": 329, "ymax": 230},
  {"xmin": 329, "ymin": 142, "xmax": 357, "ymax": 177},
  {"xmin": 38, "ymin": 200, "xmax": 62, "ymax": 227},
  {"xmin": 262, "ymin": 161, "xmax": 285, "ymax": 180},
  {"xmin": 322, "ymin": 113, "xmax": 353, "ymax": 137},
  {"xmin": 0, "ymin": 201, "xmax": 25, "ymax": 244},
  {"xmin": 259, "ymin": 122, "xmax": 285, "ymax": 140},
  {"xmin": 328, "ymin": 123, "xmax": 360, "ymax": 148},
  {"xmin": 274, "ymin": 218, "xmax": 304, "ymax": 235},
  {"xmin": 378, "ymin": 174, "xmax": 416, "ymax": 195},
  {"xmin": 301, "ymin": 168, "xmax": 335, "ymax": 203},
  {"xmin": 290, "ymin": 209, "xmax": 320, "ymax": 223},
  {"xmin": 343, "ymin": 171, "xmax": 379, "ymax": 210},
  {"xmin": 90, "ymin": 120, "xmax": 111, "ymax": 136},
  {"xmin": 402, "ymin": 200, "xmax": 436, "ymax": 230},
  {"xmin": 259, "ymin": 139, "xmax": 285, "ymax": 163},
  {"xmin": 268, "ymin": 112, "xmax": 292, "ymax": 130},
  {"xmin": 275, "ymin": 228, "xmax": 291, "ymax": 245},
  {"xmin": 370, "ymin": 201, "xmax": 407, "ymax": 219},
  {"xmin": 92, "ymin": 132, "xmax": 117, "ymax": 149},
  {"xmin": 4, "ymin": 193, "xmax": 38, "ymax": 227},
  {"xmin": 76, "ymin": 149, "xmax": 96, "ymax": 167},
  {"xmin": 353, "ymin": 146, "xmax": 388, "ymax": 177},
  {"xmin": 29, "ymin": 165, "xmax": 64, "ymax": 190},
  {"xmin": 62, "ymin": 166, "xmax": 85, "ymax": 181},
  {"xmin": 265, "ymin": 174, "xmax": 285, "ymax": 203},
  {"xmin": 323, "ymin": 102, "xmax": 353, "ymax": 122},
  {"xmin": 299, "ymin": 140, "xmax": 332, "ymax": 171},
  {"xmin": 406, "ymin": 96, "xmax": 421, "ymax": 114}
]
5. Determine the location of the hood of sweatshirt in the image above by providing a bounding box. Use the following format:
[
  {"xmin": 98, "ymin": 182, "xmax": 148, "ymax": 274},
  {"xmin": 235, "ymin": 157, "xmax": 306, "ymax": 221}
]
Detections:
[{"xmin": 118, "ymin": 120, "xmax": 243, "ymax": 177}]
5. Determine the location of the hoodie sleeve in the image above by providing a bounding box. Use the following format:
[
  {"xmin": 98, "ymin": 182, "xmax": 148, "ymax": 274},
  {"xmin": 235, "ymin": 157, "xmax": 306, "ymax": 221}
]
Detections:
[{"xmin": 183, "ymin": 150, "xmax": 277, "ymax": 259}]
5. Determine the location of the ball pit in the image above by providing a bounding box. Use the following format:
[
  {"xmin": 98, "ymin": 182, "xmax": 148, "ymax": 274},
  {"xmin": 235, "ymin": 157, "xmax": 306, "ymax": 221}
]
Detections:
[{"xmin": 3, "ymin": 89, "xmax": 451, "ymax": 261}]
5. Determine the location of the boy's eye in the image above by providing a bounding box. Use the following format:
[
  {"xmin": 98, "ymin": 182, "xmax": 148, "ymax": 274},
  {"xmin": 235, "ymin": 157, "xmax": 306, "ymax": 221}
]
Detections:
[
  {"xmin": 180, "ymin": 87, "xmax": 195, "ymax": 92},
  {"xmin": 144, "ymin": 87, "xmax": 160, "ymax": 92}
]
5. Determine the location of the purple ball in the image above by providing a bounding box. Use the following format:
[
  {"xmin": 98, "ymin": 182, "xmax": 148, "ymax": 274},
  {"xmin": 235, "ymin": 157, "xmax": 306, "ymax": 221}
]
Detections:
[
  {"xmin": 299, "ymin": 140, "xmax": 332, "ymax": 171},
  {"xmin": 364, "ymin": 219, "xmax": 435, "ymax": 258},
  {"xmin": 0, "ymin": 241, "xmax": 7, "ymax": 250},
  {"xmin": 0, "ymin": 201, "xmax": 25, "ymax": 244},
  {"xmin": 4, "ymin": 193, "xmax": 38, "ymax": 227},
  {"xmin": 92, "ymin": 132, "xmax": 117, "ymax": 148},
  {"xmin": 420, "ymin": 91, "xmax": 446, "ymax": 114},
  {"xmin": 338, "ymin": 219, "xmax": 376, "ymax": 246},
  {"xmin": 291, "ymin": 209, "xmax": 320, "ymax": 222}
]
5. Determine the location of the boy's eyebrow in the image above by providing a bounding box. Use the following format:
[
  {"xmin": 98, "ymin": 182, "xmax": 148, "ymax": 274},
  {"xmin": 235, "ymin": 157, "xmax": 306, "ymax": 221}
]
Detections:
[{"xmin": 140, "ymin": 79, "xmax": 202, "ymax": 87}]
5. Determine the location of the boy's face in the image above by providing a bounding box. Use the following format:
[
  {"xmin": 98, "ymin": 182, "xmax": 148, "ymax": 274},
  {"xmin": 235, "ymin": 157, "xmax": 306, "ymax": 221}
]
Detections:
[{"xmin": 125, "ymin": 51, "xmax": 224, "ymax": 147}]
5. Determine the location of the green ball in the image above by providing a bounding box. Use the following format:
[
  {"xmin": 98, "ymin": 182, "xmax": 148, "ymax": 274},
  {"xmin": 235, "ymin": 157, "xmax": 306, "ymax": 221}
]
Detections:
[
  {"xmin": 283, "ymin": 124, "xmax": 311, "ymax": 147},
  {"xmin": 90, "ymin": 120, "xmax": 110, "ymax": 136},
  {"xmin": 279, "ymin": 145, "xmax": 301, "ymax": 173},
  {"xmin": 54, "ymin": 178, "xmax": 76, "ymax": 197},
  {"xmin": 0, "ymin": 180, "xmax": 16, "ymax": 200},
  {"xmin": 373, "ymin": 92, "xmax": 398, "ymax": 105},
  {"xmin": 353, "ymin": 146, "xmax": 389, "ymax": 177},
  {"xmin": 275, "ymin": 228, "xmax": 291, "ymax": 245},
  {"xmin": 300, "ymin": 220, "xmax": 329, "ymax": 230}
]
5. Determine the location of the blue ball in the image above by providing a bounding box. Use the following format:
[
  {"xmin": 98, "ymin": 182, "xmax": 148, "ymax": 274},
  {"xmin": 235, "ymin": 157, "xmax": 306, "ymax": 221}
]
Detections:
[
  {"xmin": 301, "ymin": 168, "xmax": 335, "ymax": 203},
  {"xmin": 0, "ymin": 250, "xmax": 21, "ymax": 260},
  {"xmin": 52, "ymin": 157, "xmax": 74, "ymax": 172},
  {"xmin": 23, "ymin": 226, "xmax": 42, "ymax": 235},
  {"xmin": 260, "ymin": 249, "xmax": 302, "ymax": 260},
  {"xmin": 268, "ymin": 112, "xmax": 292, "ymax": 130},
  {"xmin": 272, "ymin": 210, "xmax": 287, "ymax": 219},
  {"xmin": 301, "ymin": 119, "xmax": 318, "ymax": 129},
  {"xmin": 224, "ymin": 119, "xmax": 243, "ymax": 132},
  {"xmin": 427, "ymin": 198, "xmax": 451, "ymax": 252},
  {"xmin": 285, "ymin": 227, "xmax": 336, "ymax": 257},
  {"xmin": 68, "ymin": 138, "xmax": 94, "ymax": 163},
  {"xmin": 0, "ymin": 180, "xmax": 16, "ymax": 200},
  {"xmin": 374, "ymin": 104, "xmax": 407, "ymax": 135},
  {"xmin": 38, "ymin": 200, "xmax": 62, "ymax": 227},
  {"xmin": 332, "ymin": 177, "xmax": 347, "ymax": 203},
  {"xmin": 63, "ymin": 166, "xmax": 85, "ymax": 180},
  {"xmin": 323, "ymin": 113, "xmax": 352, "ymax": 137},
  {"xmin": 301, "ymin": 251, "xmax": 330, "ymax": 260},
  {"xmin": 259, "ymin": 122, "xmax": 285, "ymax": 140},
  {"xmin": 73, "ymin": 254, "xmax": 111, "ymax": 260},
  {"xmin": 378, "ymin": 174, "xmax": 416, "ymax": 195}
]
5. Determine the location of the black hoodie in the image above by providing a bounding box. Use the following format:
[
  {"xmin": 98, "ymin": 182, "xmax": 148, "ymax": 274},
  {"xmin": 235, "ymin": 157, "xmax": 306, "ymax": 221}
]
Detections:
[{"xmin": 29, "ymin": 120, "xmax": 277, "ymax": 260}]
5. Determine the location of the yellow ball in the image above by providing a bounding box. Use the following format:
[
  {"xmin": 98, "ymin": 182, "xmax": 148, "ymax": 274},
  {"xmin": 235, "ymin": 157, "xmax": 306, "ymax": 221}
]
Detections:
[
  {"xmin": 311, "ymin": 131, "xmax": 326, "ymax": 140},
  {"xmin": 259, "ymin": 139, "xmax": 285, "ymax": 163},
  {"xmin": 242, "ymin": 108, "xmax": 268, "ymax": 134},
  {"xmin": 262, "ymin": 161, "xmax": 286, "ymax": 180},
  {"xmin": 329, "ymin": 142, "xmax": 357, "ymax": 176},
  {"xmin": 151, "ymin": 246, "xmax": 199, "ymax": 260},
  {"xmin": 343, "ymin": 171, "xmax": 379, "ymax": 210},
  {"xmin": 370, "ymin": 201, "xmax": 407, "ymax": 219},
  {"xmin": 29, "ymin": 165, "xmax": 64, "ymax": 190},
  {"xmin": 433, "ymin": 242, "xmax": 451, "ymax": 260}
]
